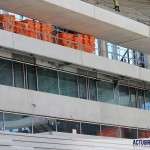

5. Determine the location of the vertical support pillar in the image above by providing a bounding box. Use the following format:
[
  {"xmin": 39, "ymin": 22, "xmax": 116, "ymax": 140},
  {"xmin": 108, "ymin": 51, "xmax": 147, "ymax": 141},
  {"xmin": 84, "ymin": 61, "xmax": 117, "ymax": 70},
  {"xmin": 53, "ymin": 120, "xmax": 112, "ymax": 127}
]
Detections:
[
  {"xmin": 111, "ymin": 44, "xmax": 118, "ymax": 61},
  {"xmin": 98, "ymin": 39, "xmax": 107, "ymax": 57}
]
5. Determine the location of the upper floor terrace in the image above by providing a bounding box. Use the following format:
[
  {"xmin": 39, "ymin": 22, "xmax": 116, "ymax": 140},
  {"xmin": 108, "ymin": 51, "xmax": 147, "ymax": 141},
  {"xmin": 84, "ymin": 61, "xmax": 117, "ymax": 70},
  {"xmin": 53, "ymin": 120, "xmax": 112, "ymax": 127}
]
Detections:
[{"xmin": 0, "ymin": 0, "xmax": 150, "ymax": 55}]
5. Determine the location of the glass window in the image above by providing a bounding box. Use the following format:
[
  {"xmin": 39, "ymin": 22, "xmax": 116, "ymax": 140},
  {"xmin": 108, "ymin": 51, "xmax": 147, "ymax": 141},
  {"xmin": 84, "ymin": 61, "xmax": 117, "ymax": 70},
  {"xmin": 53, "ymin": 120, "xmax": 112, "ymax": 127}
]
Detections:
[
  {"xmin": 120, "ymin": 128, "xmax": 137, "ymax": 139},
  {"xmin": 59, "ymin": 72, "xmax": 78, "ymax": 97},
  {"xmin": 78, "ymin": 76, "xmax": 87, "ymax": 99},
  {"xmin": 145, "ymin": 91, "xmax": 150, "ymax": 110},
  {"xmin": 37, "ymin": 67, "xmax": 58, "ymax": 94},
  {"xmin": 0, "ymin": 112, "xmax": 3, "ymax": 131},
  {"xmin": 32, "ymin": 117, "xmax": 56, "ymax": 134},
  {"xmin": 137, "ymin": 89, "xmax": 145, "ymax": 109},
  {"xmin": 130, "ymin": 87, "xmax": 136, "ymax": 108},
  {"xmin": 101, "ymin": 125, "xmax": 120, "ymax": 138},
  {"xmin": 138, "ymin": 130, "xmax": 150, "ymax": 138},
  {"xmin": 27, "ymin": 65, "xmax": 37, "ymax": 91},
  {"xmin": 57, "ymin": 120, "xmax": 80, "ymax": 134},
  {"xmin": 89, "ymin": 79, "xmax": 97, "ymax": 101},
  {"xmin": 97, "ymin": 81, "xmax": 114, "ymax": 104},
  {"xmin": 114, "ymin": 83, "xmax": 119, "ymax": 105},
  {"xmin": 13, "ymin": 62, "xmax": 24, "ymax": 88},
  {"xmin": 119, "ymin": 85, "xmax": 130, "ymax": 107},
  {"xmin": 81, "ymin": 123, "xmax": 100, "ymax": 136},
  {"xmin": 4, "ymin": 113, "xmax": 32, "ymax": 133},
  {"xmin": 0, "ymin": 59, "xmax": 12, "ymax": 86}
]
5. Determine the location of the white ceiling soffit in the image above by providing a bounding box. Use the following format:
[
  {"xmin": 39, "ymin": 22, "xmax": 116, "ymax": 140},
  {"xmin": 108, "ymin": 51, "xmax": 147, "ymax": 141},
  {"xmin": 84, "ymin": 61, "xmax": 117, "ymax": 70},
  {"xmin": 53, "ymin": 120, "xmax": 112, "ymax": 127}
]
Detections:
[{"xmin": 0, "ymin": 0, "xmax": 150, "ymax": 54}]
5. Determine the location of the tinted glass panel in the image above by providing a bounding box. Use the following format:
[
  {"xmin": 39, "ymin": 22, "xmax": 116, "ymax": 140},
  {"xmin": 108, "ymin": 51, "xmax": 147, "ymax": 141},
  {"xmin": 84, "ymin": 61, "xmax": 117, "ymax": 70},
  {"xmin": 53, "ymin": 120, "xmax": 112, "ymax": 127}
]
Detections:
[
  {"xmin": 89, "ymin": 79, "xmax": 97, "ymax": 101},
  {"xmin": 57, "ymin": 120, "xmax": 80, "ymax": 134},
  {"xmin": 38, "ymin": 67, "xmax": 58, "ymax": 94},
  {"xmin": 120, "ymin": 128, "xmax": 137, "ymax": 139},
  {"xmin": 0, "ymin": 112, "xmax": 3, "ymax": 131},
  {"xmin": 0, "ymin": 59, "xmax": 12, "ymax": 86},
  {"xmin": 4, "ymin": 113, "xmax": 32, "ymax": 133},
  {"xmin": 119, "ymin": 85, "xmax": 130, "ymax": 106},
  {"xmin": 101, "ymin": 125, "xmax": 120, "ymax": 138},
  {"xmin": 81, "ymin": 123, "xmax": 100, "ymax": 136},
  {"xmin": 14, "ymin": 62, "xmax": 24, "ymax": 88},
  {"xmin": 145, "ymin": 91, "xmax": 150, "ymax": 110},
  {"xmin": 78, "ymin": 76, "xmax": 87, "ymax": 99},
  {"xmin": 97, "ymin": 81, "xmax": 114, "ymax": 104},
  {"xmin": 137, "ymin": 90, "xmax": 145, "ymax": 109},
  {"xmin": 33, "ymin": 117, "xmax": 56, "ymax": 134},
  {"xmin": 130, "ymin": 88, "xmax": 136, "ymax": 108},
  {"xmin": 114, "ymin": 84, "xmax": 119, "ymax": 105},
  {"xmin": 59, "ymin": 72, "xmax": 78, "ymax": 97},
  {"xmin": 27, "ymin": 65, "xmax": 37, "ymax": 90},
  {"xmin": 138, "ymin": 130, "xmax": 150, "ymax": 138}
]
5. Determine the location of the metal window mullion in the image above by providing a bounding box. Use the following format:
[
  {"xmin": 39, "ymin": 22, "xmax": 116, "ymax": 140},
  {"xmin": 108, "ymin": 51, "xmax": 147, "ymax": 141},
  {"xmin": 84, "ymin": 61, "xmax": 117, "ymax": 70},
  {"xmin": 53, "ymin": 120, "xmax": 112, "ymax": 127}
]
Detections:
[
  {"xmin": 12, "ymin": 61, "xmax": 15, "ymax": 87},
  {"xmin": 96, "ymin": 80, "xmax": 98, "ymax": 101},
  {"xmin": 100, "ymin": 124, "xmax": 101, "ymax": 136},
  {"xmin": 144, "ymin": 90, "xmax": 146, "ymax": 110},
  {"xmin": 87, "ymin": 78, "xmax": 90, "ymax": 100},
  {"xmin": 55, "ymin": 119, "xmax": 57, "ymax": 132},
  {"xmin": 25, "ymin": 64, "xmax": 28, "ymax": 89},
  {"xmin": 57, "ymin": 71, "xmax": 60, "ymax": 95},
  {"xmin": 31, "ymin": 116, "xmax": 33, "ymax": 134},
  {"xmin": 80, "ymin": 122, "xmax": 82, "ymax": 134},
  {"xmin": 77, "ymin": 76, "xmax": 80, "ymax": 98},
  {"xmin": 23, "ymin": 64, "xmax": 26, "ymax": 89},
  {"xmin": 35, "ymin": 66, "xmax": 38, "ymax": 91},
  {"xmin": 3, "ymin": 111, "xmax": 5, "ymax": 131}
]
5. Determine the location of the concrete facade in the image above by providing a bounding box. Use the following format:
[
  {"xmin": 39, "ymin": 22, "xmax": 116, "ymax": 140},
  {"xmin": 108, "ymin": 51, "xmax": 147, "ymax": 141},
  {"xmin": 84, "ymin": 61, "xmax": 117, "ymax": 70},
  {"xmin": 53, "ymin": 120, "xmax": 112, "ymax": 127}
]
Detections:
[{"xmin": 0, "ymin": 85, "xmax": 149, "ymax": 129}]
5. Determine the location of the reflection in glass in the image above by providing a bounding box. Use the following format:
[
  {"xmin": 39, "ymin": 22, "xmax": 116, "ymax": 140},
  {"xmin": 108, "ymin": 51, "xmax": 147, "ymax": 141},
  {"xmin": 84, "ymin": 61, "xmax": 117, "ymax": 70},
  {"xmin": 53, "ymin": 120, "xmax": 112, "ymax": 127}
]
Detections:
[
  {"xmin": 59, "ymin": 72, "xmax": 78, "ymax": 97},
  {"xmin": 37, "ymin": 67, "xmax": 58, "ymax": 94},
  {"xmin": 101, "ymin": 125, "xmax": 120, "ymax": 137},
  {"xmin": 138, "ymin": 130, "xmax": 150, "ymax": 138},
  {"xmin": 14, "ymin": 62, "xmax": 24, "ymax": 88},
  {"xmin": 145, "ymin": 91, "xmax": 150, "ymax": 110},
  {"xmin": 120, "ymin": 128, "xmax": 137, "ymax": 139},
  {"xmin": 4, "ymin": 113, "xmax": 32, "ymax": 133},
  {"xmin": 97, "ymin": 81, "xmax": 114, "ymax": 104},
  {"xmin": 81, "ymin": 123, "xmax": 100, "ymax": 136},
  {"xmin": 57, "ymin": 120, "xmax": 80, "ymax": 134},
  {"xmin": 27, "ymin": 65, "xmax": 37, "ymax": 90},
  {"xmin": 33, "ymin": 117, "xmax": 56, "ymax": 134},
  {"xmin": 119, "ymin": 85, "xmax": 130, "ymax": 107},
  {"xmin": 0, "ymin": 59, "xmax": 12, "ymax": 86},
  {"xmin": 78, "ymin": 76, "xmax": 87, "ymax": 99},
  {"xmin": 89, "ymin": 79, "xmax": 97, "ymax": 101}
]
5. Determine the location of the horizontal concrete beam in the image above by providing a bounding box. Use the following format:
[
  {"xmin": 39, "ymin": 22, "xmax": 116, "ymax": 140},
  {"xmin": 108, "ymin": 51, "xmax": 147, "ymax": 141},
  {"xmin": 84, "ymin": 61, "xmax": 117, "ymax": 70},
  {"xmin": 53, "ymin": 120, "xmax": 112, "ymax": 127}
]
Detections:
[
  {"xmin": 0, "ymin": 85, "xmax": 150, "ymax": 129},
  {"xmin": 1, "ymin": 30, "xmax": 150, "ymax": 83},
  {"xmin": 0, "ymin": 0, "xmax": 150, "ymax": 53}
]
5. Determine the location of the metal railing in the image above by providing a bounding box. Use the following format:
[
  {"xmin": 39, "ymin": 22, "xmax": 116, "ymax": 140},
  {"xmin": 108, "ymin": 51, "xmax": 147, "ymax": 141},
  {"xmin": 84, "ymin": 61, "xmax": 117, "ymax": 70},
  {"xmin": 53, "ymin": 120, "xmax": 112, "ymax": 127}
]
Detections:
[{"xmin": 0, "ymin": 19, "xmax": 148, "ymax": 69}]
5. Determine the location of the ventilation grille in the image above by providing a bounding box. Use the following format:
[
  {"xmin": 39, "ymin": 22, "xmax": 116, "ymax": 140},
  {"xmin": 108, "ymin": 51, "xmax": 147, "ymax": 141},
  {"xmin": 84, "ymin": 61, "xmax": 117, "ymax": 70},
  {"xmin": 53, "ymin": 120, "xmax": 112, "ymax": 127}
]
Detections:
[{"xmin": 12, "ymin": 53, "xmax": 35, "ymax": 64}]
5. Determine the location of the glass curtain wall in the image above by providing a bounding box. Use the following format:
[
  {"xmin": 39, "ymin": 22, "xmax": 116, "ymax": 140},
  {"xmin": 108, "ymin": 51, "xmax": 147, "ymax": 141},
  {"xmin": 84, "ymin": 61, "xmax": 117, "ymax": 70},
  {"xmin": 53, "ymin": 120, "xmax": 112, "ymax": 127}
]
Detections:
[
  {"xmin": 32, "ymin": 116, "xmax": 56, "ymax": 134},
  {"xmin": 145, "ymin": 90, "xmax": 150, "ymax": 110},
  {"xmin": 37, "ymin": 67, "xmax": 59, "ymax": 94},
  {"xmin": 1, "ymin": 58, "xmax": 150, "ymax": 110},
  {"xmin": 59, "ymin": 72, "xmax": 78, "ymax": 97},
  {"xmin": 4, "ymin": 113, "xmax": 32, "ymax": 133},
  {"xmin": 89, "ymin": 79, "xmax": 97, "ymax": 101},
  {"xmin": 0, "ymin": 59, "xmax": 12, "ymax": 86},
  {"xmin": 78, "ymin": 76, "xmax": 87, "ymax": 99},
  {"xmin": 97, "ymin": 81, "xmax": 114, "ymax": 104},
  {"xmin": 119, "ymin": 85, "xmax": 130, "ymax": 107},
  {"xmin": 13, "ymin": 62, "xmax": 24, "ymax": 88}
]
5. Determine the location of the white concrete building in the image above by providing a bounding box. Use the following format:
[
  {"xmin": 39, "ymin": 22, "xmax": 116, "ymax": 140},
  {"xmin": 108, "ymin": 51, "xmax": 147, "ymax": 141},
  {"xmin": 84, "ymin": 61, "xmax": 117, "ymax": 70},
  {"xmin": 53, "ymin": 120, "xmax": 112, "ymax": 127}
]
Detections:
[{"xmin": 0, "ymin": 0, "xmax": 150, "ymax": 149}]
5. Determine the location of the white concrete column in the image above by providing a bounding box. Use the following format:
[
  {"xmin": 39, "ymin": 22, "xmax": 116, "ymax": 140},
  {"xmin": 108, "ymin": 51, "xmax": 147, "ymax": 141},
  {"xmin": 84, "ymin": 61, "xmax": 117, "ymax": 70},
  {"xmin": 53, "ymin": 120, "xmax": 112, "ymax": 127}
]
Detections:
[
  {"xmin": 111, "ymin": 44, "xmax": 118, "ymax": 61},
  {"xmin": 145, "ymin": 54, "xmax": 150, "ymax": 69},
  {"xmin": 98, "ymin": 39, "xmax": 107, "ymax": 57}
]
